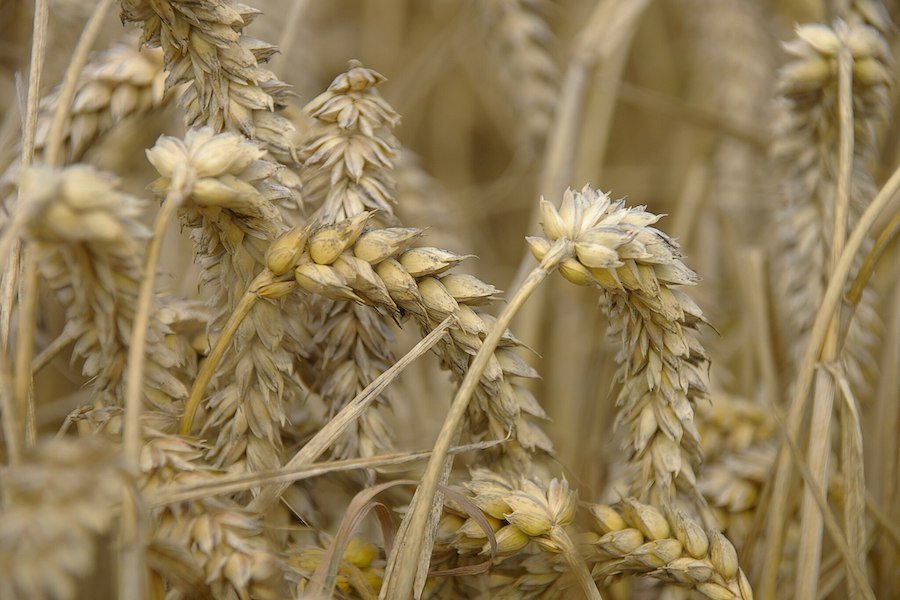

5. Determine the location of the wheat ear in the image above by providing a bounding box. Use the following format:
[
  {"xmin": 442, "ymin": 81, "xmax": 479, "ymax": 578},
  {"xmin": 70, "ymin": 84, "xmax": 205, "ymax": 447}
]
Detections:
[
  {"xmin": 18, "ymin": 165, "xmax": 188, "ymax": 428},
  {"xmin": 438, "ymin": 469, "xmax": 752, "ymax": 599},
  {"xmin": 771, "ymin": 21, "xmax": 889, "ymax": 394},
  {"xmin": 147, "ymin": 128, "xmax": 309, "ymax": 474},
  {"xmin": 139, "ymin": 433, "xmax": 289, "ymax": 598},
  {"xmin": 118, "ymin": 0, "xmax": 297, "ymax": 164},
  {"xmin": 474, "ymin": 0, "xmax": 559, "ymax": 160},
  {"xmin": 34, "ymin": 38, "xmax": 165, "ymax": 163},
  {"xmin": 583, "ymin": 498, "xmax": 752, "ymax": 599},
  {"xmin": 298, "ymin": 61, "xmax": 402, "ymax": 462},
  {"xmin": 0, "ymin": 437, "xmax": 129, "ymax": 600},
  {"xmin": 764, "ymin": 18, "xmax": 892, "ymax": 598},
  {"xmin": 528, "ymin": 185, "xmax": 710, "ymax": 516}
]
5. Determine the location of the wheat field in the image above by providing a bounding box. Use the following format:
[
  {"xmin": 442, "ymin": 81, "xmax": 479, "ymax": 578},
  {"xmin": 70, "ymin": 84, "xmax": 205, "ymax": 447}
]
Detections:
[{"xmin": 0, "ymin": 0, "xmax": 898, "ymax": 598}]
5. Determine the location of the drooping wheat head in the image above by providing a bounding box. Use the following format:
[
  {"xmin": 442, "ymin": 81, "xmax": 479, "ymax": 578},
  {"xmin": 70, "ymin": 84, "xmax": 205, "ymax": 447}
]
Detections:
[
  {"xmin": 528, "ymin": 185, "xmax": 710, "ymax": 515},
  {"xmin": 18, "ymin": 165, "xmax": 189, "ymax": 430}
]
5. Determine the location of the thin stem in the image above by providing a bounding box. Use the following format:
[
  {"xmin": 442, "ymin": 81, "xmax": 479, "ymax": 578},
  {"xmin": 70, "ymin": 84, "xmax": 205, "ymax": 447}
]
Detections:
[
  {"xmin": 31, "ymin": 329, "xmax": 75, "ymax": 374},
  {"xmin": 0, "ymin": 0, "xmax": 45, "ymax": 451},
  {"xmin": 795, "ymin": 33, "xmax": 856, "ymax": 600},
  {"xmin": 178, "ymin": 273, "xmax": 273, "ymax": 435},
  {"xmin": 382, "ymin": 239, "xmax": 572, "ymax": 599},
  {"xmin": 770, "ymin": 399, "xmax": 876, "ymax": 600},
  {"xmin": 123, "ymin": 181, "xmax": 187, "ymax": 464},
  {"xmin": 118, "ymin": 485, "xmax": 147, "ymax": 600},
  {"xmin": 14, "ymin": 253, "xmax": 37, "ymax": 448},
  {"xmin": 121, "ymin": 180, "xmax": 189, "ymax": 600},
  {"xmin": 43, "ymin": 0, "xmax": 116, "ymax": 167},
  {"xmin": 551, "ymin": 525, "xmax": 604, "ymax": 600},
  {"xmin": 840, "ymin": 210, "xmax": 899, "ymax": 349},
  {"xmin": 22, "ymin": 0, "xmax": 48, "ymax": 166},
  {"xmin": 0, "ymin": 243, "xmax": 22, "ymax": 465},
  {"xmin": 744, "ymin": 249, "xmax": 781, "ymax": 406},
  {"xmin": 156, "ymin": 441, "xmax": 494, "ymax": 508}
]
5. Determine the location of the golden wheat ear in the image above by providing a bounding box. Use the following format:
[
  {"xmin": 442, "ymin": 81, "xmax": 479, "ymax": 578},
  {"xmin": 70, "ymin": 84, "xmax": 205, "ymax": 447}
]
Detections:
[
  {"xmin": 19, "ymin": 164, "xmax": 187, "ymax": 427},
  {"xmin": 529, "ymin": 185, "xmax": 709, "ymax": 514},
  {"xmin": 146, "ymin": 128, "xmax": 312, "ymax": 477}
]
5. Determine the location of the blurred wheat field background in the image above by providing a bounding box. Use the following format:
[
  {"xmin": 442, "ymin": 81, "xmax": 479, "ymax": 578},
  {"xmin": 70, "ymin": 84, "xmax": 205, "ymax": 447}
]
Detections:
[{"xmin": 0, "ymin": 0, "xmax": 898, "ymax": 598}]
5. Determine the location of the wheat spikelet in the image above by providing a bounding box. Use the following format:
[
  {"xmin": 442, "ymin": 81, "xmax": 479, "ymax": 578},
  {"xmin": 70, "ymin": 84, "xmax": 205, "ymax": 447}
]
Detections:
[
  {"xmin": 527, "ymin": 185, "xmax": 709, "ymax": 511},
  {"xmin": 146, "ymin": 128, "xmax": 310, "ymax": 473},
  {"xmin": 0, "ymin": 437, "xmax": 128, "ymax": 600},
  {"xmin": 118, "ymin": 0, "xmax": 298, "ymax": 165},
  {"xmin": 474, "ymin": 0, "xmax": 559, "ymax": 160},
  {"xmin": 771, "ymin": 20, "xmax": 891, "ymax": 394},
  {"xmin": 18, "ymin": 165, "xmax": 188, "ymax": 428}
]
